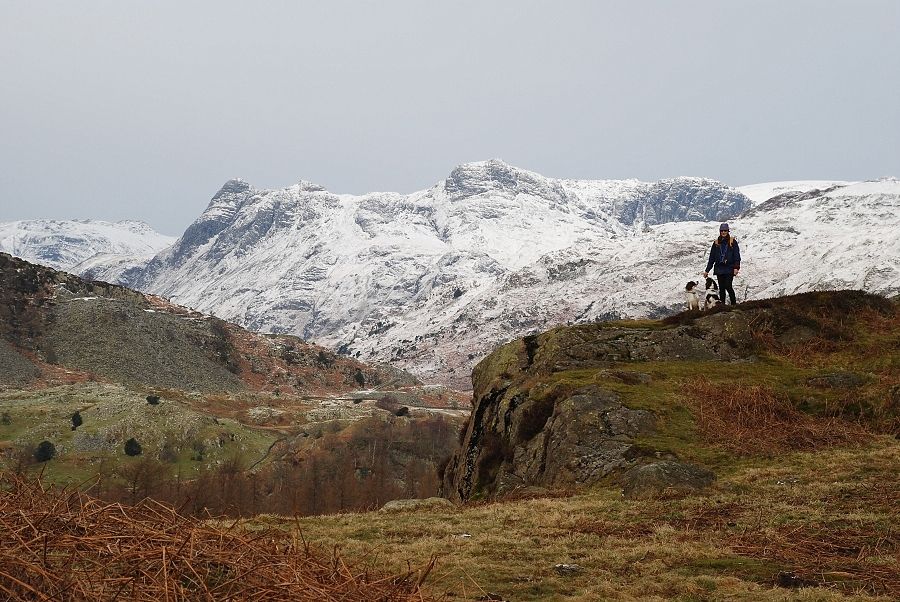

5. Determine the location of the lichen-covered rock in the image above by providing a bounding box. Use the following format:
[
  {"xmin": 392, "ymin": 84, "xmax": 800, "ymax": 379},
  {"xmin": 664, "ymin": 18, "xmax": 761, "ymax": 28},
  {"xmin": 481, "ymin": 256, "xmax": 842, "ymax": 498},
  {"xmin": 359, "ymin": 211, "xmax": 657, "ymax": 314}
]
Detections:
[
  {"xmin": 621, "ymin": 461, "xmax": 716, "ymax": 499},
  {"xmin": 806, "ymin": 372, "xmax": 868, "ymax": 389}
]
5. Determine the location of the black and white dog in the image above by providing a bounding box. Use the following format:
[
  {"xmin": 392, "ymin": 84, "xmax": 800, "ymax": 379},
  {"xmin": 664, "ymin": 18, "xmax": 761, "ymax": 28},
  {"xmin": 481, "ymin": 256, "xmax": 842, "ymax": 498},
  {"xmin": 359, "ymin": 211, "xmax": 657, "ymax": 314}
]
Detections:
[
  {"xmin": 703, "ymin": 277, "xmax": 721, "ymax": 309},
  {"xmin": 686, "ymin": 278, "xmax": 722, "ymax": 310},
  {"xmin": 685, "ymin": 281, "xmax": 701, "ymax": 310}
]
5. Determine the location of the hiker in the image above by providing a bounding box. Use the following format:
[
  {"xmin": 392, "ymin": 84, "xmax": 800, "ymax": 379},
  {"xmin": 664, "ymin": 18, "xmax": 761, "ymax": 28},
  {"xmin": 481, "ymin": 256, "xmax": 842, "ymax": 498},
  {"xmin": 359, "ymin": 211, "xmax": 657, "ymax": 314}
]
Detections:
[{"xmin": 703, "ymin": 222, "xmax": 741, "ymax": 305}]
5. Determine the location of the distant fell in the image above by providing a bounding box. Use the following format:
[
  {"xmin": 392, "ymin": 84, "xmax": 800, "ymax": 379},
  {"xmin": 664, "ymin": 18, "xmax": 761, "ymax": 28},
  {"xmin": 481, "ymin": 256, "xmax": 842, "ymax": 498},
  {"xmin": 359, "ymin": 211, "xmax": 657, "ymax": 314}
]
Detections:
[{"xmin": 0, "ymin": 252, "xmax": 413, "ymax": 394}]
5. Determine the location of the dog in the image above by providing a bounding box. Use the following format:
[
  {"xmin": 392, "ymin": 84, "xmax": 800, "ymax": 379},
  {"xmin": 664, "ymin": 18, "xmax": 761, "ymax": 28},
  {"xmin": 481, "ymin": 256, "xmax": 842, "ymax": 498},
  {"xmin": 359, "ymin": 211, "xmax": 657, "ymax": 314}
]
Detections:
[
  {"xmin": 703, "ymin": 277, "xmax": 722, "ymax": 309},
  {"xmin": 685, "ymin": 281, "xmax": 701, "ymax": 310}
]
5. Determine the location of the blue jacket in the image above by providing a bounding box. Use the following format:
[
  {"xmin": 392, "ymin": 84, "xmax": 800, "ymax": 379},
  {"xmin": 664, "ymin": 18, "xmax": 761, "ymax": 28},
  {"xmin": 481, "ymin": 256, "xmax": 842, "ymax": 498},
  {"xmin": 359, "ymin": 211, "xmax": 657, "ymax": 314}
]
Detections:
[{"xmin": 705, "ymin": 236, "xmax": 741, "ymax": 275}]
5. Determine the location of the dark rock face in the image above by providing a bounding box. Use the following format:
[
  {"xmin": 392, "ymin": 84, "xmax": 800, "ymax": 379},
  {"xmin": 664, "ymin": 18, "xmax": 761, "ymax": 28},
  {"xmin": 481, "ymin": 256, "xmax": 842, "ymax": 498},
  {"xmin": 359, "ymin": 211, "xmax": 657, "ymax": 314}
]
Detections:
[
  {"xmin": 617, "ymin": 178, "xmax": 751, "ymax": 226},
  {"xmin": 442, "ymin": 378, "xmax": 665, "ymax": 502},
  {"xmin": 621, "ymin": 461, "xmax": 716, "ymax": 499},
  {"xmin": 506, "ymin": 388, "xmax": 657, "ymax": 492}
]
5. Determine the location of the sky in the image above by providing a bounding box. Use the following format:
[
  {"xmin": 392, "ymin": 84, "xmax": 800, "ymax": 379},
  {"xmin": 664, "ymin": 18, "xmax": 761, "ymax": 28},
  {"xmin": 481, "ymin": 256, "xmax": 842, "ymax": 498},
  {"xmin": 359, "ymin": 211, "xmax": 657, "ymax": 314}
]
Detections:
[{"xmin": 1, "ymin": 1, "xmax": 898, "ymax": 235}]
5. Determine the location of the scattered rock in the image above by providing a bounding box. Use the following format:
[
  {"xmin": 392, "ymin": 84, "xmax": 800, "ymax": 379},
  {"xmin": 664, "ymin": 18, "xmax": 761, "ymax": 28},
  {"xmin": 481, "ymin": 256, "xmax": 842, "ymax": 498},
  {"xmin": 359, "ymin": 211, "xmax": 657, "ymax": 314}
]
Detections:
[
  {"xmin": 604, "ymin": 370, "xmax": 652, "ymax": 385},
  {"xmin": 0, "ymin": 340, "xmax": 40, "ymax": 385},
  {"xmin": 806, "ymin": 372, "xmax": 867, "ymax": 389},
  {"xmin": 379, "ymin": 497, "xmax": 455, "ymax": 512},
  {"xmin": 247, "ymin": 406, "xmax": 285, "ymax": 424},
  {"xmin": 621, "ymin": 461, "xmax": 716, "ymax": 499},
  {"xmin": 775, "ymin": 571, "xmax": 816, "ymax": 588},
  {"xmin": 553, "ymin": 563, "xmax": 584, "ymax": 576}
]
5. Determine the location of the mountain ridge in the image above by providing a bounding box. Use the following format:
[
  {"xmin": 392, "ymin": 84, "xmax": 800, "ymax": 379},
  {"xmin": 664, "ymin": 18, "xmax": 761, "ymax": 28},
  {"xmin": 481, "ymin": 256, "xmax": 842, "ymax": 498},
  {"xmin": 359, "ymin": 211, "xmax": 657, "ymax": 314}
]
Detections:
[{"xmin": 4, "ymin": 163, "xmax": 898, "ymax": 388}]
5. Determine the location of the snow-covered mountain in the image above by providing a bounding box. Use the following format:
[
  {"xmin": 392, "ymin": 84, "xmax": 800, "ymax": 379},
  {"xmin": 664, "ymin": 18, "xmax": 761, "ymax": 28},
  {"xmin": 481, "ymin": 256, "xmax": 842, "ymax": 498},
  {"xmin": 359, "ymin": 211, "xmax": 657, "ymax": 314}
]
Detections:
[
  {"xmin": 14, "ymin": 164, "xmax": 897, "ymax": 389},
  {"xmin": 0, "ymin": 220, "xmax": 174, "ymax": 274},
  {"xmin": 101, "ymin": 160, "xmax": 750, "ymax": 386},
  {"xmin": 735, "ymin": 180, "xmax": 853, "ymax": 206}
]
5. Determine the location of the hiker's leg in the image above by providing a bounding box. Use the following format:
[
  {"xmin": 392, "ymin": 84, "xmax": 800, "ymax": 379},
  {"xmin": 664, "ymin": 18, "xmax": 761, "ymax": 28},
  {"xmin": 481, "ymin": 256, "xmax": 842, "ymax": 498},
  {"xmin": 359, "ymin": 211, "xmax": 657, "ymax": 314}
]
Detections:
[
  {"xmin": 716, "ymin": 275, "xmax": 736, "ymax": 304},
  {"xmin": 716, "ymin": 275, "xmax": 728, "ymax": 304}
]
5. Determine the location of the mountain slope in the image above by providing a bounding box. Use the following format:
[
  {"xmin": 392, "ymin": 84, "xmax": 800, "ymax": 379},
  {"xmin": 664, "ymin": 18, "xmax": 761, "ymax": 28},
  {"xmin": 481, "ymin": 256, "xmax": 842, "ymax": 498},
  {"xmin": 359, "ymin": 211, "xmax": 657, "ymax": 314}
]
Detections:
[
  {"xmin": 0, "ymin": 252, "xmax": 410, "ymax": 394},
  {"xmin": 11, "ymin": 166, "xmax": 897, "ymax": 389},
  {"xmin": 107, "ymin": 161, "xmax": 750, "ymax": 386},
  {"xmin": 127, "ymin": 166, "xmax": 900, "ymax": 388},
  {"xmin": 0, "ymin": 219, "xmax": 174, "ymax": 272}
]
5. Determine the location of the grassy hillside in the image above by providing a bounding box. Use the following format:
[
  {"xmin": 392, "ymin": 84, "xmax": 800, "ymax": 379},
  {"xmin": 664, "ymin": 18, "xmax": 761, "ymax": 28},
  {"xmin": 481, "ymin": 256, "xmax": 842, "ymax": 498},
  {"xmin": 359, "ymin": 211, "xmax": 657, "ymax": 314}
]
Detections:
[
  {"xmin": 278, "ymin": 293, "xmax": 900, "ymax": 600},
  {"xmin": 0, "ymin": 384, "xmax": 278, "ymax": 486},
  {"xmin": 2, "ymin": 254, "xmax": 897, "ymax": 601},
  {"xmin": 285, "ymin": 438, "xmax": 898, "ymax": 601},
  {"xmin": 0, "ymin": 252, "xmax": 414, "ymax": 394}
]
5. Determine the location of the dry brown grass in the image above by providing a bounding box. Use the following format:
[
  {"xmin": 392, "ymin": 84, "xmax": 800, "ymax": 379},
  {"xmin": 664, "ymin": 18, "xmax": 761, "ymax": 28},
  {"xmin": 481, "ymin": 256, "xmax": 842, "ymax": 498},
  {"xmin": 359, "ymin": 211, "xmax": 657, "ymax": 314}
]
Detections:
[
  {"xmin": 280, "ymin": 439, "xmax": 899, "ymax": 601},
  {"xmin": 0, "ymin": 474, "xmax": 435, "ymax": 601},
  {"xmin": 731, "ymin": 525, "xmax": 899, "ymax": 596},
  {"xmin": 682, "ymin": 380, "xmax": 871, "ymax": 455}
]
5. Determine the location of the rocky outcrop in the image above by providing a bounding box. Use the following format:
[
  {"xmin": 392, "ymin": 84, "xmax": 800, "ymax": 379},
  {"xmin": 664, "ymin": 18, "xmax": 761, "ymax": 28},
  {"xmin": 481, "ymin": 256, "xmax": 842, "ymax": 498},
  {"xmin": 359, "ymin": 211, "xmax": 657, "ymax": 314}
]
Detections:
[
  {"xmin": 441, "ymin": 291, "xmax": 896, "ymax": 502},
  {"xmin": 441, "ymin": 309, "xmax": 758, "ymax": 501}
]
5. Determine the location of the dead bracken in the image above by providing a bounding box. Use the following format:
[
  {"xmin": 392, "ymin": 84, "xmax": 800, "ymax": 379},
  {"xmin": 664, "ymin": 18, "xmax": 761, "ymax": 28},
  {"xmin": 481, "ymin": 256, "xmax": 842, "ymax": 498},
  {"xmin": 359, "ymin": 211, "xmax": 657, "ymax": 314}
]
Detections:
[{"xmin": 0, "ymin": 475, "xmax": 435, "ymax": 601}]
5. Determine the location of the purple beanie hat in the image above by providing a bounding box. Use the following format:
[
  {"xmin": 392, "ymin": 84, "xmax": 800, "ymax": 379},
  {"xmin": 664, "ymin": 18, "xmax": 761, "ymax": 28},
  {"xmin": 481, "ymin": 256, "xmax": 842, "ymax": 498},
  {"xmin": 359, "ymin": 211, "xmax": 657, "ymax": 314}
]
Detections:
[{"xmin": 719, "ymin": 223, "xmax": 730, "ymax": 232}]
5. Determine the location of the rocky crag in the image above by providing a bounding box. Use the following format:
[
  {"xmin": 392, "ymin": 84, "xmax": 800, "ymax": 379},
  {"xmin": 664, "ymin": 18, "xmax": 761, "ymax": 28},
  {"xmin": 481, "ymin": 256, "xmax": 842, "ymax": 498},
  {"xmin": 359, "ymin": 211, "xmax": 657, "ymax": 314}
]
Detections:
[{"xmin": 441, "ymin": 290, "xmax": 899, "ymax": 502}]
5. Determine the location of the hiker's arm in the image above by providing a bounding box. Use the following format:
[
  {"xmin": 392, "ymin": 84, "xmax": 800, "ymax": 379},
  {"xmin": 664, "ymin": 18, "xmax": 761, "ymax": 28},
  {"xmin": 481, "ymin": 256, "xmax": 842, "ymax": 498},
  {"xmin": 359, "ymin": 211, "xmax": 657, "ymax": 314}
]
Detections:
[
  {"xmin": 733, "ymin": 241, "xmax": 741, "ymax": 275},
  {"xmin": 704, "ymin": 243, "xmax": 715, "ymax": 276}
]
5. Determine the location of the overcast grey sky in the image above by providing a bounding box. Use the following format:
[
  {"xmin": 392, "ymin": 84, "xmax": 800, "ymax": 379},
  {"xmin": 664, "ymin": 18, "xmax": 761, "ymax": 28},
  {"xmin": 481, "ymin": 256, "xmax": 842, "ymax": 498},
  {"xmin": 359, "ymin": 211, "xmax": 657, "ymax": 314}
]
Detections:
[{"xmin": 1, "ymin": 1, "xmax": 898, "ymax": 235}]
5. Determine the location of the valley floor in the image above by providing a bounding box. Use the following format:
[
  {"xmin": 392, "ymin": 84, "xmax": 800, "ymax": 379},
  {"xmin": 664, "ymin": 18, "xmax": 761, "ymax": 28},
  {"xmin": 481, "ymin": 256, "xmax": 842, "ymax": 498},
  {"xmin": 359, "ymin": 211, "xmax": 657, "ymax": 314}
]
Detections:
[{"xmin": 255, "ymin": 437, "xmax": 899, "ymax": 601}]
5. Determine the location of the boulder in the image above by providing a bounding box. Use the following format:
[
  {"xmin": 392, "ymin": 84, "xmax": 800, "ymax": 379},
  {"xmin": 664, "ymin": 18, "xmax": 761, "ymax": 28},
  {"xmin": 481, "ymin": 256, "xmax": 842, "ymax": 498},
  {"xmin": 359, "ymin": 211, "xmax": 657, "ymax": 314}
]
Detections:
[
  {"xmin": 621, "ymin": 461, "xmax": 716, "ymax": 499},
  {"xmin": 806, "ymin": 372, "xmax": 868, "ymax": 389}
]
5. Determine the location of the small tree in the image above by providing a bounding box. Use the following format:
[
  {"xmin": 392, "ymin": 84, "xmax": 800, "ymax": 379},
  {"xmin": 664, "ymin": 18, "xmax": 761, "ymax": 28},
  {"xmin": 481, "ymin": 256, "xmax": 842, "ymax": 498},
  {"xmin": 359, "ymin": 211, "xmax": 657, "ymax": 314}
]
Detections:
[
  {"xmin": 71, "ymin": 411, "xmax": 83, "ymax": 431},
  {"xmin": 124, "ymin": 438, "xmax": 143, "ymax": 457},
  {"xmin": 354, "ymin": 370, "xmax": 365, "ymax": 386},
  {"xmin": 1, "ymin": 411, "xmax": 11, "ymax": 425},
  {"xmin": 317, "ymin": 350, "xmax": 333, "ymax": 367},
  {"xmin": 146, "ymin": 395, "xmax": 160, "ymax": 405},
  {"xmin": 34, "ymin": 440, "xmax": 56, "ymax": 462}
]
